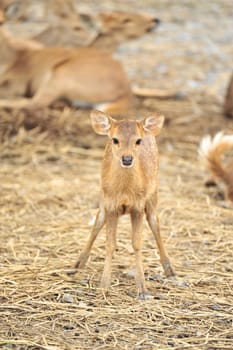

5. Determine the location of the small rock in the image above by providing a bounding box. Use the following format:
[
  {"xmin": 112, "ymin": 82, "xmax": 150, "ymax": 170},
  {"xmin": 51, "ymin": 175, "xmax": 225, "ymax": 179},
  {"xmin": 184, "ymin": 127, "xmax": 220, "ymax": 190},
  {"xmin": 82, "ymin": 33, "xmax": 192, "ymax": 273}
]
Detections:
[
  {"xmin": 78, "ymin": 301, "xmax": 88, "ymax": 308},
  {"xmin": 62, "ymin": 293, "xmax": 74, "ymax": 303},
  {"xmin": 170, "ymin": 231, "xmax": 177, "ymax": 237},
  {"xmin": 177, "ymin": 280, "xmax": 189, "ymax": 288},
  {"xmin": 146, "ymin": 274, "xmax": 163, "ymax": 281},
  {"xmin": 167, "ymin": 340, "xmax": 175, "ymax": 347},
  {"xmin": 210, "ymin": 304, "xmax": 221, "ymax": 311},
  {"xmin": 63, "ymin": 324, "xmax": 76, "ymax": 331},
  {"xmin": 137, "ymin": 290, "xmax": 153, "ymax": 301},
  {"xmin": 127, "ymin": 268, "xmax": 136, "ymax": 277}
]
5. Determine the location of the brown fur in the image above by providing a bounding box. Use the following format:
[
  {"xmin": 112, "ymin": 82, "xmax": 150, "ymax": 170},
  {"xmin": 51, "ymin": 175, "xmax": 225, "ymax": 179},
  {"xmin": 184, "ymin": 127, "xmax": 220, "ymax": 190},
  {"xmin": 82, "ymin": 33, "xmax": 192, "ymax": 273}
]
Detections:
[
  {"xmin": 0, "ymin": 28, "xmax": 176, "ymax": 113},
  {"xmin": 87, "ymin": 11, "xmax": 160, "ymax": 51},
  {"xmin": 32, "ymin": 22, "xmax": 96, "ymax": 49},
  {"xmin": 31, "ymin": 11, "xmax": 160, "ymax": 51},
  {"xmin": 0, "ymin": 43, "xmax": 132, "ymax": 113},
  {"xmin": 1, "ymin": 0, "xmax": 160, "ymax": 51},
  {"xmin": 224, "ymin": 73, "xmax": 233, "ymax": 119},
  {"xmin": 0, "ymin": 28, "xmax": 43, "ymax": 68},
  {"xmin": 73, "ymin": 110, "xmax": 175, "ymax": 298},
  {"xmin": 199, "ymin": 132, "xmax": 233, "ymax": 202},
  {"xmin": 0, "ymin": 8, "xmax": 5, "ymax": 23}
]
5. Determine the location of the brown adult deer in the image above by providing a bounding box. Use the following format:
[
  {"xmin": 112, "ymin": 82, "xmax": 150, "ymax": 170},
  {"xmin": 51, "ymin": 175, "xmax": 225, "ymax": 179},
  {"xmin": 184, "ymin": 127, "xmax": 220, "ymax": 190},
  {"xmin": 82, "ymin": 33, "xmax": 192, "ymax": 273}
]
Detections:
[
  {"xmin": 73, "ymin": 110, "xmax": 175, "ymax": 298},
  {"xmin": 0, "ymin": 16, "xmax": 175, "ymax": 113},
  {"xmin": 0, "ymin": 45, "xmax": 131, "ymax": 113},
  {"xmin": 0, "ymin": 37, "xmax": 176, "ymax": 113}
]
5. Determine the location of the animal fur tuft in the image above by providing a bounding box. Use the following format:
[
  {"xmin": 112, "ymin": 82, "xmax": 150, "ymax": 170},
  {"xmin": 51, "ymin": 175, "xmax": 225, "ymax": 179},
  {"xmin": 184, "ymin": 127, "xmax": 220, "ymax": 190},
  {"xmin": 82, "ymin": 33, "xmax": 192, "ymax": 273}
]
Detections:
[{"xmin": 199, "ymin": 132, "xmax": 233, "ymax": 200}]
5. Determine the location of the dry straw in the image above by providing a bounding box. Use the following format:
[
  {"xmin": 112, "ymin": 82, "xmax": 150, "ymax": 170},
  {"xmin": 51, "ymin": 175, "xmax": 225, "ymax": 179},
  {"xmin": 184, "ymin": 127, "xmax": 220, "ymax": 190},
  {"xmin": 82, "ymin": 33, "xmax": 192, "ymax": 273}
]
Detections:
[{"xmin": 0, "ymin": 94, "xmax": 233, "ymax": 349}]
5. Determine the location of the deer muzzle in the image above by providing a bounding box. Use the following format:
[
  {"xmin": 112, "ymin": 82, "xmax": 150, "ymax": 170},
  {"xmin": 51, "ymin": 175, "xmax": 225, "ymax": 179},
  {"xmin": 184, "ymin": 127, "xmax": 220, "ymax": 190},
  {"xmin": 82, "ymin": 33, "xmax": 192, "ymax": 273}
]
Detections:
[{"xmin": 121, "ymin": 155, "xmax": 134, "ymax": 167}]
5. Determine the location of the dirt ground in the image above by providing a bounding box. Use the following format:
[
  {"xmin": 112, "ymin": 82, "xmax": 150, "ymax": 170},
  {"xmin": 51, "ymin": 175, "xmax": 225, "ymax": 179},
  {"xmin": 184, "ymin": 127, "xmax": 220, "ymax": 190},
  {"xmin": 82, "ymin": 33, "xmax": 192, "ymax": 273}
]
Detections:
[{"xmin": 1, "ymin": 1, "xmax": 233, "ymax": 349}]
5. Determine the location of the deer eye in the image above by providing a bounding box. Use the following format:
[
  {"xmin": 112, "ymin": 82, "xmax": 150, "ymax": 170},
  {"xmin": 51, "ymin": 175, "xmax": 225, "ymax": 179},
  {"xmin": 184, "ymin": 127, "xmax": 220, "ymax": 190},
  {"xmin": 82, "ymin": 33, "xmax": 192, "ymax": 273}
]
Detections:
[
  {"xmin": 112, "ymin": 138, "xmax": 119, "ymax": 145},
  {"xmin": 136, "ymin": 138, "xmax": 142, "ymax": 145}
]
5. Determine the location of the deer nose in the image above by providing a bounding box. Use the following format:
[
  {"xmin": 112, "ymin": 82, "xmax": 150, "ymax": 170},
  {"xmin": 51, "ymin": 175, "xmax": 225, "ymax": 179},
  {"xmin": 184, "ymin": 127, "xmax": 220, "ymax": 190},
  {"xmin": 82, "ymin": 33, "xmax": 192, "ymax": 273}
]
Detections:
[
  {"xmin": 153, "ymin": 18, "xmax": 161, "ymax": 25},
  {"xmin": 122, "ymin": 155, "xmax": 133, "ymax": 166},
  {"xmin": 147, "ymin": 18, "xmax": 161, "ymax": 32}
]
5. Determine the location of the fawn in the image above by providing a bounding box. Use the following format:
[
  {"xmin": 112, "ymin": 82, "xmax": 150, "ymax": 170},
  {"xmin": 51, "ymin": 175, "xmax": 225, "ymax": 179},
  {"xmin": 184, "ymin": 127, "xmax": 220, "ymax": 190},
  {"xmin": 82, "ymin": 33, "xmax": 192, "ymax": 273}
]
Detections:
[{"xmin": 74, "ymin": 110, "xmax": 175, "ymax": 298}]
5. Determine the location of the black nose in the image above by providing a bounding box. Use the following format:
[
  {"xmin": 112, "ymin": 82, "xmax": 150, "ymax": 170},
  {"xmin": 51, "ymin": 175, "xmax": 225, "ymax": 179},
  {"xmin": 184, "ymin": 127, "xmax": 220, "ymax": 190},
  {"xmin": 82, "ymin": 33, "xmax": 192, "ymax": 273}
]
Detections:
[
  {"xmin": 153, "ymin": 18, "xmax": 161, "ymax": 25},
  {"xmin": 122, "ymin": 155, "xmax": 133, "ymax": 166}
]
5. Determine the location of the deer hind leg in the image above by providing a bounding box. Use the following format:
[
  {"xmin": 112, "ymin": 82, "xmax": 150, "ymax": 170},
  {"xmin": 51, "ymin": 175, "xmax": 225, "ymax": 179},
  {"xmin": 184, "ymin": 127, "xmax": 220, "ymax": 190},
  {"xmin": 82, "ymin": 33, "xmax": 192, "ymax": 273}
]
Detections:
[
  {"xmin": 145, "ymin": 200, "xmax": 175, "ymax": 277},
  {"xmin": 75, "ymin": 207, "xmax": 106, "ymax": 269},
  {"xmin": 100, "ymin": 211, "xmax": 118, "ymax": 292},
  {"xmin": 130, "ymin": 209, "xmax": 147, "ymax": 298}
]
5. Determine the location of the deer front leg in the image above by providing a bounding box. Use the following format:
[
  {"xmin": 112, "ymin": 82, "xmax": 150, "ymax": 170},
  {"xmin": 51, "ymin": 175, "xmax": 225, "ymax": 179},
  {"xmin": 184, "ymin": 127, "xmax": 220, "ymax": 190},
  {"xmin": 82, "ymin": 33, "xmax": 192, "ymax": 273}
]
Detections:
[
  {"xmin": 0, "ymin": 87, "xmax": 61, "ymax": 110},
  {"xmin": 100, "ymin": 211, "xmax": 118, "ymax": 292},
  {"xmin": 130, "ymin": 209, "xmax": 147, "ymax": 298},
  {"xmin": 0, "ymin": 97, "xmax": 35, "ymax": 109},
  {"xmin": 75, "ymin": 207, "xmax": 106, "ymax": 269},
  {"xmin": 146, "ymin": 201, "xmax": 175, "ymax": 277},
  {"xmin": 0, "ymin": 71, "xmax": 66, "ymax": 110}
]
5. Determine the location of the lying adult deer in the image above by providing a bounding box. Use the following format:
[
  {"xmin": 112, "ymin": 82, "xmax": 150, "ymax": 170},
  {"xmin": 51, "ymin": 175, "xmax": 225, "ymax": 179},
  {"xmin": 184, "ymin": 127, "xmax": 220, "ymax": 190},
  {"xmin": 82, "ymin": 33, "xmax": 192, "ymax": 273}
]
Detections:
[
  {"xmin": 0, "ymin": 21, "xmax": 176, "ymax": 113},
  {"xmin": 0, "ymin": 42, "xmax": 176, "ymax": 113},
  {"xmin": 73, "ymin": 110, "xmax": 175, "ymax": 298},
  {"xmin": 0, "ymin": 45, "xmax": 132, "ymax": 113}
]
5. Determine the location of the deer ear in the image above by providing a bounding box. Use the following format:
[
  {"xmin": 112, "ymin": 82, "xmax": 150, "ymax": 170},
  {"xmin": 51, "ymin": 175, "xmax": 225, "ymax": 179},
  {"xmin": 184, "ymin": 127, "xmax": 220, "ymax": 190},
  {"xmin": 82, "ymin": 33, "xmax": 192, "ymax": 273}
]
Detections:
[
  {"xmin": 143, "ymin": 114, "xmax": 164, "ymax": 136},
  {"xmin": 90, "ymin": 110, "xmax": 112, "ymax": 135}
]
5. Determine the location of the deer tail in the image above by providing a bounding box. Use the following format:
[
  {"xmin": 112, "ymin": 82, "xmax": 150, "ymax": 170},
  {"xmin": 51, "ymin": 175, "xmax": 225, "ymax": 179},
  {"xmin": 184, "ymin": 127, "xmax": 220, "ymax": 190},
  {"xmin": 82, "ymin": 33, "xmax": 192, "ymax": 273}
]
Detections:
[{"xmin": 199, "ymin": 132, "xmax": 233, "ymax": 184}]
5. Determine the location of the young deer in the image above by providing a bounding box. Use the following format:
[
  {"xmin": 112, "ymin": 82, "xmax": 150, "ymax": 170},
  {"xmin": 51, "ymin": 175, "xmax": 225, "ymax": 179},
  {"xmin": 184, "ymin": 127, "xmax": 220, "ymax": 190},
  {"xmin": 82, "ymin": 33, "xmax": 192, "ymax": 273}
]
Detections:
[{"xmin": 74, "ymin": 110, "xmax": 175, "ymax": 298}]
